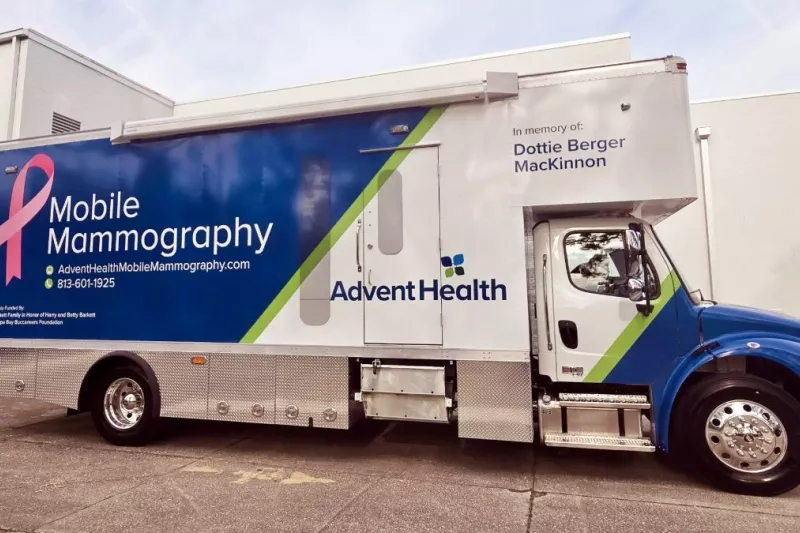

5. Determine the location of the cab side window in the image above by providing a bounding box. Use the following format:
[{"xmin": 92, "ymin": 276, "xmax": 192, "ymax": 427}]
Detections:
[{"xmin": 564, "ymin": 231, "xmax": 660, "ymax": 299}]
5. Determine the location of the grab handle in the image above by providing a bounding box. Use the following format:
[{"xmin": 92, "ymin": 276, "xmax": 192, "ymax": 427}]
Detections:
[
  {"xmin": 543, "ymin": 254, "xmax": 553, "ymax": 351},
  {"xmin": 356, "ymin": 219, "xmax": 362, "ymax": 273}
]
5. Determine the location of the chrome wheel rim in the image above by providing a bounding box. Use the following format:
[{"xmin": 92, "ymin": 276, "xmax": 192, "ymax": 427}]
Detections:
[
  {"xmin": 705, "ymin": 399, "xmax": 787, "ymax": 474},
  {"xmin": 103, "ymin": 378, "xmax": 145, "ymax": 430}
]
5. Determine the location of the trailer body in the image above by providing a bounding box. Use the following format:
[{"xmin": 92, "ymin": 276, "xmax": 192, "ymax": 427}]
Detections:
[{"xmin": 2, "ymin": 55, "xmax": 799, "ymax": 496}]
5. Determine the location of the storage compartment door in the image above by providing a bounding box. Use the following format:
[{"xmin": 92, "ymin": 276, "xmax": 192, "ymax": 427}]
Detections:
[{"xmin": 363, "ymin": 146, "xmax": 442, "ymax": 345}]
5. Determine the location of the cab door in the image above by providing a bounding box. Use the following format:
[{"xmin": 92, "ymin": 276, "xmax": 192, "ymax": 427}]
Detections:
[{"xmin": 542, "ymin": 218, "xmax": 675, "ymax": 383}]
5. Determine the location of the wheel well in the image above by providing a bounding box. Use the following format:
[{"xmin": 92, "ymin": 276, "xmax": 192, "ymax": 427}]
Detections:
[
  {"xmin": 670, "ymin": 356, "xmax": 800, "ymax": 433},
  {"xmin": 77, "ymin": 352, "xmax": 159, "ymax": 413}
]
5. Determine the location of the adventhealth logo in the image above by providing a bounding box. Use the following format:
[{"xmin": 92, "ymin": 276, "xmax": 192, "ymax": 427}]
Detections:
[
  {"xmin": 330, "ymin": 253, "xmax": 507, "ymax": 302},
  {"xmin": 441, "ymin": 253, "xmax": 464, "ymax": 277}
]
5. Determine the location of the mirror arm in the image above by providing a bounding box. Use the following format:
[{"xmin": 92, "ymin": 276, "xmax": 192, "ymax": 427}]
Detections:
[
  {"xmin": 641, "ymin": 246, "xmax": 652, "ymax": 316},
  {"xmin": 629, "ymin": 222, "xmax": 654, "ymax": 316},
  {"xmin": 636, "ymin": 250, "xmax": 653, "ymax": 316}
]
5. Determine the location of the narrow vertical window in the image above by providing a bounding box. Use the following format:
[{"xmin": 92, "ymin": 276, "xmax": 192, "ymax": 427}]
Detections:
[
  {"xmin": 378, "ymin": 170, "xmax": 403, "ymax": 255},
  {"xmin": 298, "ymin": 158, "xmax": 331, "ymax": 325}
]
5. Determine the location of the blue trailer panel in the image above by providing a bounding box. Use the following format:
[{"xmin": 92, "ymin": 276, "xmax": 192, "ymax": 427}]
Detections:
[{"xmin": 0, "ymin": 107, "xmax": 430, "ymax": 343}]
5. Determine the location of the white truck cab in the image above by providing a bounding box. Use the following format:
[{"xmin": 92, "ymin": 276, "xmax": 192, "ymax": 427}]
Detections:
[{"xmin": 535, "ymin": 217, "xmax": 675, "ymax": 383}]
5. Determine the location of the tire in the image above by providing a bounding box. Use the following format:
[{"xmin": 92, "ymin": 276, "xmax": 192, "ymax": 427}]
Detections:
[
  {"xmin": 90, "ymin": 364, "xmax": 163, "ymax": 446},
  {"xmin": 672, "ymin": 373, "xmax": 800, "ymax": 496}
]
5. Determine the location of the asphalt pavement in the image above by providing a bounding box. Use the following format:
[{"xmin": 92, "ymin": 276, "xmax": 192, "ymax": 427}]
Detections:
[{"xmin": 0, "ymin": 398, "xmax": 798, "ymax": 532}]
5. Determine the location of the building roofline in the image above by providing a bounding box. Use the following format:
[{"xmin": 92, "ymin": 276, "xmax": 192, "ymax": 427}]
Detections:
[
  {"xmin": 0, "ymin": 27, "xmax": 174, "ymax": 105},
  {"xmin": 691, "ymin": 88, "xmax": 800, "ymax": 105},
  {"xmin": 176, "ymin": 32, "xmax": 631, "ymax": 106},
  {"xmin": 0, "ymin": 28, "xmax": 27, "ymax": 43}
]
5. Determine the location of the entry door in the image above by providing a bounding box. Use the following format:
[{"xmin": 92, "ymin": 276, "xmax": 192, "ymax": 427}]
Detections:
[
  {"xmin": 363, "ymin": 146, "xmax": 442, "ymax": 345},
  {"xmin": 547, "ymin": 219, "xmax": 670, "ymax": 382}
]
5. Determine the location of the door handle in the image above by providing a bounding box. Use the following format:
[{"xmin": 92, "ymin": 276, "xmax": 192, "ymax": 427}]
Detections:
[
  {"xmin": 558, "ymin": 320, "xmax": 579, "ymax": 349},
  {"xmin": 356, "ymin": 219, "xmax": 362, "ymax": 273},
  {"xmin": 542, "ymin": 254, "xmax": 553, "ymax": 351}
]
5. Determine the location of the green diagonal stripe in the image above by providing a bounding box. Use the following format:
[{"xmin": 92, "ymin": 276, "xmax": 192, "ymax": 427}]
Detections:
[
  {"xmin": 583, "ymin": 271, "xmax": 681, "ymax": 383},
  {"xmin": 241, "ymin": 106, "xmax": 447, "ymax": 343}
]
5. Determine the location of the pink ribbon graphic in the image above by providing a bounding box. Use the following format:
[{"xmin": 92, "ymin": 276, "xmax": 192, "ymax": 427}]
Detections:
[{"xmin": 0, "ymin": 154, "xmax": 55, "ymax": 285}]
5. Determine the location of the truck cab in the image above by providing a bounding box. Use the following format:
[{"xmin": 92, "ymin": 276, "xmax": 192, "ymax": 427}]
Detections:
[
  {"xmin": 535, "ymin": 217, "xmax": 679, "ymax": 385},
  {"xmin": 533, "ymin": 215, "xmax": 800, "ymax": 496}
]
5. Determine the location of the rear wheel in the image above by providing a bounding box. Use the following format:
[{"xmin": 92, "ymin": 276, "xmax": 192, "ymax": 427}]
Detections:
[
  {"xmin": 90, "ymin": 364, "xmax": 162, "ymax": 446},
  {"xmin": 673, "ymin": 373, "xmax": 800, "ymax": 496}
]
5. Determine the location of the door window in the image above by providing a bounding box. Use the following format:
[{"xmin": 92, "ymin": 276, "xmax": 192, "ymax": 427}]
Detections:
[{"xmin": 564, "ymin": 231, "xmax": 660, "ymax": 298}]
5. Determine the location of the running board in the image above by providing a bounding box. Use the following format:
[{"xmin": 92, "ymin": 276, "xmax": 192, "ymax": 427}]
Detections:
[
  {"xmin": 543, "ymin": 433, "xmax": 656, "ymax": 452},
  {"xmin": 557, "ymin": 393, "xmax": 650, "ymax": 409},
  {"xmin": 538, "ymin": 392, "xmax": 652, "ymax": 446}
]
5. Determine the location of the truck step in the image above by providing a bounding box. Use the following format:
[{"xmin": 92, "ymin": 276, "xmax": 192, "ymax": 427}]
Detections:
[
  {"xmin": 543, "ymin": 432, "xmax": 655, "ymax": 452},
  {"xmin": 556, "ymin": 393, "xmax": 650, "ymax": 409}
]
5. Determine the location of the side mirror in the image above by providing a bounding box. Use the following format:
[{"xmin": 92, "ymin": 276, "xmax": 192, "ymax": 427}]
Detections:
[
  {"xmin": 627, "ymin": 277, "xmax": 645, "ymax": 302},
  {"xmin": 625, "ymin": 227, "xmax": 648, "ymax": 303},
  {"xmin": 626, "ymin": 229, "xmax": 642, "ymax": 256},
  {"xmin": 627, "ymin": 258, "xmax": 642, "ymax": 279}
]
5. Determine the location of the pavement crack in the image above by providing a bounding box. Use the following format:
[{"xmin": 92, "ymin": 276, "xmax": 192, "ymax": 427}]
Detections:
[
  {"xmin": 8, "ymin": 435, "xmax": 241, "ymax": 461},
  {"xmin": 30, "ymin": 433, "xmax": 252, "ymax": 530},
  {"xmin": 32, "ymin": 458, "xmax": 198, "ymax": 530},
  {"xmin": 528, "ymin": 444, "xmax": 541, "ymax": 533},
  {"xmin": 371, "ymin": 422, "xmax": 397, "ymax": 444},
  {"xmin": 541, "ymin": 490, "xmax": 800, "ymax": 518},
  {"xmin": 1, "ymin": 526, "xmax": 34, "ymax": 533},
  {"xmin": 509, "ymin": 487, "xmax": 547, "ymax": 496},
  {"xmin": 170, "ymin": 480, "xmax": 202, "ymax": 513},
  {"xmin": 315, "ymin": 476, "xmax": 378, "ymax": 533},
  {"xmin": 525, "ymin": 475, "xmax": 536, "ymax": 533}
]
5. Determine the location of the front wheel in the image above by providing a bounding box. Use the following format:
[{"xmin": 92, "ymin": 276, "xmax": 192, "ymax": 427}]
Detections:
[
  {"xmin": 90, "ymin": 364, "xmax": 162, "ymax": 446},
  {"xmin": 673, "ymin": 373, "xmax": 800, "ymax": 496}
]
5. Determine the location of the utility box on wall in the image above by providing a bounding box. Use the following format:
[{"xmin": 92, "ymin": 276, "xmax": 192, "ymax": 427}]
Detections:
[{"xmin": 0, "ymin": 28, "xmax": 173, "ymax": 142}]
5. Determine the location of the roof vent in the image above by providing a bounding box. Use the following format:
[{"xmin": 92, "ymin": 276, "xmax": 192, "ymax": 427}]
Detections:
[{"xmin": 51, "ymin": 112, "xmax": 81, "ymax": 135}]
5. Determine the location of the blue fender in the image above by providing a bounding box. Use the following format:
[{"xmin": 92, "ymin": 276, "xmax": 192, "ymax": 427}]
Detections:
[{"xmin": 654, "ymin": 332, "xmax": 800, "ymax": 451}]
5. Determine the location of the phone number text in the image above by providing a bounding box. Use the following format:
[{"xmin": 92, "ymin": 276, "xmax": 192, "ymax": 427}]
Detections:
[{"xmin": 57, "ymin": 277, "xmax": 116, "ymax": 289}]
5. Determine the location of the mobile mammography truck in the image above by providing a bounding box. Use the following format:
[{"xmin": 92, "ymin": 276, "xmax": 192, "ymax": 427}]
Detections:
[{"xmin": 1, "ymin": 55, "xmax": 799, "ymax": 496}]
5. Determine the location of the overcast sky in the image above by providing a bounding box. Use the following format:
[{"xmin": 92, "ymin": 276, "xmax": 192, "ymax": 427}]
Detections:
[{"xmin": 1, "ymin": 0, "xmax": 798, "ymax": 103}]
